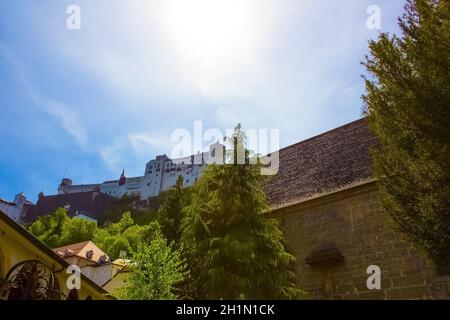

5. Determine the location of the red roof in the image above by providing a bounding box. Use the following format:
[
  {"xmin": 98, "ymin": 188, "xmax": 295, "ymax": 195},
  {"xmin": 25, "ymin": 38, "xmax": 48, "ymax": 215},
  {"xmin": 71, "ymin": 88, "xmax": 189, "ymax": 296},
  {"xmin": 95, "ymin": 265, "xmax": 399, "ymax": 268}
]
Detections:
[{"xmin": 53, "ymin": 240, "xmax": 108, "ymax": 263}]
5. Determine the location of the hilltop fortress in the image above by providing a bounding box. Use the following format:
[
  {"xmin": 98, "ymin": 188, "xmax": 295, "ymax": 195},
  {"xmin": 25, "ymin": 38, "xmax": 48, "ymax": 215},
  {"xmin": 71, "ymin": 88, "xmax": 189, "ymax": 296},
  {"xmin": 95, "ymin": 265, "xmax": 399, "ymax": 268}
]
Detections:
[{"xmin": 58, "ymin": 141, "xmax": 224, "ymax": 200}]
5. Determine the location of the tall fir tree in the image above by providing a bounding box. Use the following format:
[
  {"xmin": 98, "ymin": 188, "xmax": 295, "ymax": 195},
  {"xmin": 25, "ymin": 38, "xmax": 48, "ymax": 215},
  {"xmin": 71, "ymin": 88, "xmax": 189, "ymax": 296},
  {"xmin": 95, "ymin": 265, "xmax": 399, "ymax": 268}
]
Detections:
[
  {"xmin": 181, "ymin": 124, "xmax": 303, "ymax": 299},
  {"xmin": 159, "ymin": 175, "xmax": 185, "ymax": 244},
  {"xmin": 363, "ymin": 0, "xmax": 450, "ymax": 273}
]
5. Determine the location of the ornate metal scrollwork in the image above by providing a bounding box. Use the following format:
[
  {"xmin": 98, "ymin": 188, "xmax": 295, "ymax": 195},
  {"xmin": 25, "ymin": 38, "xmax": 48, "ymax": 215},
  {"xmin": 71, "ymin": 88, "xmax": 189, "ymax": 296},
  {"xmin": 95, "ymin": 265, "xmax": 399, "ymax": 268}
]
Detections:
[{"xmin": 0, "ymin": 260, "xmax": 65, "ymax": 300}]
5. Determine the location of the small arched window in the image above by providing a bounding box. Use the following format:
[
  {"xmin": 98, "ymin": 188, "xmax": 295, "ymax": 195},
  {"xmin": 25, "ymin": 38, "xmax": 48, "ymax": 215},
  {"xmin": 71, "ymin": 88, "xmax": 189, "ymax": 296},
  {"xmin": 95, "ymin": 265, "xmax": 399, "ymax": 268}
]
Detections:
[{"xmin": 67, "ymin": 288, "xmax": 79, "ymax": 300}]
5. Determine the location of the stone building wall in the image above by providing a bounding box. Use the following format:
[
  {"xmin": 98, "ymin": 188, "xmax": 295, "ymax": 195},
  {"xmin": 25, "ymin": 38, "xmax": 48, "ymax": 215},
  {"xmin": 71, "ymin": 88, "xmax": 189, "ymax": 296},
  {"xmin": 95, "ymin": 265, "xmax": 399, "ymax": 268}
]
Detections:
[{"xmin": 274, "ymin": 181, "xmax": 448, "ymax": 300}]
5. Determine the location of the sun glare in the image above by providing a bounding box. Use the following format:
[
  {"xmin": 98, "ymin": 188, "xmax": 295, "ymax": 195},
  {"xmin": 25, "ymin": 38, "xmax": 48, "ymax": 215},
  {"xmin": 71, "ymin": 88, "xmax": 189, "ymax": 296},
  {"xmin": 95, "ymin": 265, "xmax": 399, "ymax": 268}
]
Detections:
[{"xmin": 160, "ymin": 0, "xmax": 265, "ymax": 95}]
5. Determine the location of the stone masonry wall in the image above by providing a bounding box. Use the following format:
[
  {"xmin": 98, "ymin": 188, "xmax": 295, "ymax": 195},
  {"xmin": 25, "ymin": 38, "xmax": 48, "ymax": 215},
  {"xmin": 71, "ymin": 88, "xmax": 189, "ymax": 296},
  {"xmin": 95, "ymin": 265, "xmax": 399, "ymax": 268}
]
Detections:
[{"xmin": 274, "ymin": 182, "xmax": 448, "ymax": 300}]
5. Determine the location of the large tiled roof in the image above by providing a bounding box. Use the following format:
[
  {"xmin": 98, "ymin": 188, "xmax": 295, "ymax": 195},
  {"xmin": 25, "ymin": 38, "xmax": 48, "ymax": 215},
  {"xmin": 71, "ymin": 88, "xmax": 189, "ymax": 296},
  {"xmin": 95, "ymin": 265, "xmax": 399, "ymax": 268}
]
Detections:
[
  {"xmin": 264, "ymin": 118, "xmax": 378, "ymax": 208},
  {"xmin": 24, "ymin": 191, "xmax": 115, "ymax": 223}
]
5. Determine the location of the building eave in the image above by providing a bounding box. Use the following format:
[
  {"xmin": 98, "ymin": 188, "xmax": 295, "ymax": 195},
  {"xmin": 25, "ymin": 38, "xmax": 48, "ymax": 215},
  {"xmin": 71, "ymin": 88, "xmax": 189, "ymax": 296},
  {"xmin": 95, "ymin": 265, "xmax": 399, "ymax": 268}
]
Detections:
[
  {"xmin": 0, "ymin": 209, "xmax": 110, "ymax": 296},
  {"xmin": 268, "ymin": 179, "xmax": 378, "ymax": 217}
]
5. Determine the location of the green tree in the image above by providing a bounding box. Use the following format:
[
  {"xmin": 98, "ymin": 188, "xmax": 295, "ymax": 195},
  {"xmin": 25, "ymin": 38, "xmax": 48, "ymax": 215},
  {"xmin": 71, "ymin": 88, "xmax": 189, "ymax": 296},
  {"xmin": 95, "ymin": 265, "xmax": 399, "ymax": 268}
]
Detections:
[
  {"xmin": 159, "ymin": 175, "xmax": 185, "ymax": 244},
  {"xmin": 363, "ymin": 0, "xmax": 450, "ymax": 273},
  {"xmin": 60, "ymin": 216, "xmax": 98, "ymax": 245},
  {"xmin": 158, "ymin": 176, "xmax": 197, "ymax": 299},
  {"xmin": 100, "ymin": 193, "xmax": 167, "ymax": 226},
  {"xmin": 181, "ymin": 124, "xmax": 303, "ymax": 299},
  {"xmin": 29, "ymin": 209, "xmax": 162, "ymax": 260},
  {"xmin": 93, "ymin": 212, "xmax": 161, "ymax": 259},
  {"xmin": 28, "ymin": 208, "xmax": 97, "ymax": 248},
  {"xmin": 116, "ymin": 238, "xmax": 188, "ymax": 300}
]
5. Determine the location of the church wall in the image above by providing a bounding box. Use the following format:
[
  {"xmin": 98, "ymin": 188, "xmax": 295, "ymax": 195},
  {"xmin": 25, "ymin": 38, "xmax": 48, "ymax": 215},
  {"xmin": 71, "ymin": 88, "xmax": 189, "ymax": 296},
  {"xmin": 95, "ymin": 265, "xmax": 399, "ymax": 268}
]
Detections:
[{"xmin": 274, "ymin": 182, "xmax": 449, "ymax": 299}]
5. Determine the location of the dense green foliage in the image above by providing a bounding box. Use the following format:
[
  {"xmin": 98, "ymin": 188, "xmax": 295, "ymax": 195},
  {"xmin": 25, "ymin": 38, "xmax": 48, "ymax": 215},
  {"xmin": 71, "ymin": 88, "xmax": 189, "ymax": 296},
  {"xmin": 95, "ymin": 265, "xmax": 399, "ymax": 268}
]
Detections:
[
  {"xmin": 181, "ymin": 125, "xmax": 303, "ymax": 299},
  {"xmin": 29, "ymin": 209, "xmax": 160, "ymax": 260},
  {"xmin": 28, "ymin": 208, "xmax": 97, "ymax": 248},
  {"xmin": 116, "ymin": 239, "xmax": 188, "ymax": 300},
  {"xmin": 158, "ymin": 177, "xmax": 197, "ymax": 299},
  {"xmin": 100, "ymin": 194, "xmax": 161, "ymax": 226},
  {"xmin": 159, "ymin": 175, "xmax": 187, "ymax": 244},
  {"xmin": 93, "ymin": 212, "xmax": 161, "ymax": 259},
  {"xmin": 363, "ymin": 0, "xmax": 450, "ymax": 273}
]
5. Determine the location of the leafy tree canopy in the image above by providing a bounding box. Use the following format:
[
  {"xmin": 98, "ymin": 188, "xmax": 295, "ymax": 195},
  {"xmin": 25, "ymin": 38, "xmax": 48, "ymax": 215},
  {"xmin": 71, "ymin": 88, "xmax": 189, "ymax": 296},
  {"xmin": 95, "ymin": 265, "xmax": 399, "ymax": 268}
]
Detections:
[
  {"xmin": 29, "ymin": 209, "xmax": 161, "ymax": 260},
  {"xmin": 115, "ymin": 238, "xmax": 188, "ymax": 300},
  {"xmin": 94, "ymin": 212, "xmax": 162, "ymax": 259},
  {"xmin": 28, "ymin": 208, "xmax": 97, "ymax": 248},
  {"xmin": 100, "ymin": 194, "xmax": 161, "ymax": 226}
]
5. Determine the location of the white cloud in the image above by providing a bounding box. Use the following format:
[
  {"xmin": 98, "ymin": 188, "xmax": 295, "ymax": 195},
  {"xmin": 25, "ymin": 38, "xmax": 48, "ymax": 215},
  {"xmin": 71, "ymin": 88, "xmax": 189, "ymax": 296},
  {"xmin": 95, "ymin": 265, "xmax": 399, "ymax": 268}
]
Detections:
[
  {"xmin": 2, "ymin": 0, "xmax": 406, "ymax": 171},
  {"xmin": 98, "ymin": 143, "xmax": 124, "ymax": 172},
  {"xmin": 129, "ymin": 132, "xmax": 171, "ymax": 154},
  {"xmin": 98, "ymin": 131, "xmax": 172, "ymax": 173},
  {"xmin": 45, "ymin": 101, "xmax": 89, "ymax": 148},
  {"xmin": 42, "ymin": 1, "xmax": 287, "ymax": 103}
]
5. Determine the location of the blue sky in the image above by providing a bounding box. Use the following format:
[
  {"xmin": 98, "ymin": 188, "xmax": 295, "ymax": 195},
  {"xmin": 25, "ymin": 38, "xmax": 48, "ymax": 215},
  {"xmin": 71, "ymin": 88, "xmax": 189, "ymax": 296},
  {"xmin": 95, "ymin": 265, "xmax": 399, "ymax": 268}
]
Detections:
[{"xmin": 0, "ymin": 0, "xmax": 405, "ymax": 202}]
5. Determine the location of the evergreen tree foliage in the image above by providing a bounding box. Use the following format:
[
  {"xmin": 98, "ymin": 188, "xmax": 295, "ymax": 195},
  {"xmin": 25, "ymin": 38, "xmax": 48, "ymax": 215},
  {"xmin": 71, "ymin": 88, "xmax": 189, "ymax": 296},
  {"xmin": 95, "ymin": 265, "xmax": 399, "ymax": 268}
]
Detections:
[
  {"xmin": 181, "ymin": 124, "xmax": 303, "ymax": 299},
  {"xmin": 159, "ymin": 175, "xmax": 186, "ymax": 244},
  {"xmin": 100, "ymin": 194, "xmax": 160, "ymax": 226},
  {"xmin": 363, "ymin": 0, "xmax": 450, "ymax": 273},
  {"xmin": 158, "ymin": 176, "xmax": 197, "ymax": 299}
]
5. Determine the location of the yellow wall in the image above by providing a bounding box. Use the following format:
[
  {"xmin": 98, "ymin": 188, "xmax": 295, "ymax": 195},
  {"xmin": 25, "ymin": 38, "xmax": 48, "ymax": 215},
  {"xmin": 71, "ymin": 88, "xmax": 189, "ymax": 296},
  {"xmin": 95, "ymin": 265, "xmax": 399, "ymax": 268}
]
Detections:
[
  {"xmin": 102, "ymin": 270, "xmax": 130, "ymax": 295},
  {"xmin": 0, "ymin": 219, "xmax": 109, "ymax": 300}
]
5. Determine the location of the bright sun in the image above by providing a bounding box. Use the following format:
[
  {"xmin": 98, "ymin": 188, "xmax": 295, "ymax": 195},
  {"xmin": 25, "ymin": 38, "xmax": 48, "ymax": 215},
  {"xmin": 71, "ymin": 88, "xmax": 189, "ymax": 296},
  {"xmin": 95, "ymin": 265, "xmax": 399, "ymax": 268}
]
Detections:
[{"xmin": 160, "ymin": 0, "xmax": 265, "ymax": 95}]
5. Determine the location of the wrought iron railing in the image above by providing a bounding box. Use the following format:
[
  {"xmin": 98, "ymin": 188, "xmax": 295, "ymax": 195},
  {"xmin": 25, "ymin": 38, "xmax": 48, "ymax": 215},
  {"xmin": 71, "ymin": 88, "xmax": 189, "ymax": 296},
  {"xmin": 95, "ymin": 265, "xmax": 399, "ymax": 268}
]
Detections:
[{"xmin": 0, "ymin": 260, "xmax": 66, "ymax": 300}]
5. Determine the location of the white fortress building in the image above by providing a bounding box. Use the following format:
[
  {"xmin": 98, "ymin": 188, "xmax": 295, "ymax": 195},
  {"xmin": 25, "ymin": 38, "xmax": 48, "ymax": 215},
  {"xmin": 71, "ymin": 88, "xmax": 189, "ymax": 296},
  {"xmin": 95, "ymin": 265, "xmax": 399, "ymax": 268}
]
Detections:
[{"xmin": 58, "ymin": 142, "xmax": 224, "ymax": 200}]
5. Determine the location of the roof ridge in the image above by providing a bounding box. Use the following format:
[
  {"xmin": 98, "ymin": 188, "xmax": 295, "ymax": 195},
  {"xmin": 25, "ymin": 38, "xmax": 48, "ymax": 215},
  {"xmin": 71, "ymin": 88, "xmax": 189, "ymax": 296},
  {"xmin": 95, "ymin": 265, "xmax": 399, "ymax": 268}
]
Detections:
[
  {"xmin": 277, "ymin": 117, "xmax": 367, "ymax": 153},
  {"xmin": 53, "ymin": 240, "xmax": 92, "ymax": 251}
]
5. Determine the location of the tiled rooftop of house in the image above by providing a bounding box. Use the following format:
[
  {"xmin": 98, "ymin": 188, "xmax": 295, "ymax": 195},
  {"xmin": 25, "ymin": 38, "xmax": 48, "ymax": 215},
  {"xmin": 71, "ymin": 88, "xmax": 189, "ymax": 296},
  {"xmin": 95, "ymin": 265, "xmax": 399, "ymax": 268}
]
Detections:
[
  {"xmin": 53, "ymin": 240, "xmax": 109, "ymax": 264},
  {"xmin": 264, "ymin": 118, "xmax": 378, "ymax": 208}
]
